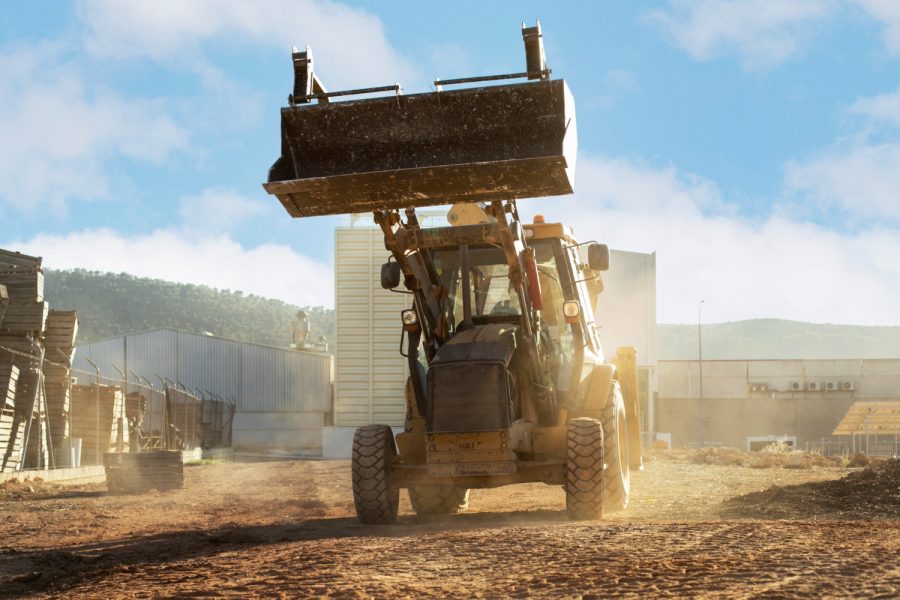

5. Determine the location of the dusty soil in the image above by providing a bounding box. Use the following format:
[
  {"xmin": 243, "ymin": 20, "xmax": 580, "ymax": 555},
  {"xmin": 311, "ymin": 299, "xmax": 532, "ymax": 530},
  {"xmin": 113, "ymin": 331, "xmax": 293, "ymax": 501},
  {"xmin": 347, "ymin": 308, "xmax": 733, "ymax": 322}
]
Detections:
[{"xmin": 1, "ymin": 453, "xmax": 898, "ymax": 598}]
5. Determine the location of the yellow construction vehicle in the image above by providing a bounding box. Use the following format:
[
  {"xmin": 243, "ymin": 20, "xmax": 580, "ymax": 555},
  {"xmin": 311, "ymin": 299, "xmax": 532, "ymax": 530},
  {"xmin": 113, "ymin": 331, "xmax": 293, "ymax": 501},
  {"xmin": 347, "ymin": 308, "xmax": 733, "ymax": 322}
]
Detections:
[{"xmin": 264, "ymin": 22, "xmax": 642, "ymax": 522}]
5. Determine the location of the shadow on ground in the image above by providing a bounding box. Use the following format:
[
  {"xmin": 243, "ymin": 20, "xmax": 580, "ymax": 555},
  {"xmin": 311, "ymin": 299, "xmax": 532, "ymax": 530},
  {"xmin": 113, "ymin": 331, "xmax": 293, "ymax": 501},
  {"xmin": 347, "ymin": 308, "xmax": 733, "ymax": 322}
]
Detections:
[{"xmin": 0, "ymin": 509, "xmax": 570, "ymax": 597}]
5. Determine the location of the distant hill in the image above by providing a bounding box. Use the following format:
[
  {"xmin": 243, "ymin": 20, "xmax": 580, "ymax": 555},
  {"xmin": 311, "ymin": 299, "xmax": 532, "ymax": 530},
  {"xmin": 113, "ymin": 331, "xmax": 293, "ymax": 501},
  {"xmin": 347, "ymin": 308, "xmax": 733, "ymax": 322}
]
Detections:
[
  {"xmin": 44, "ymin": 270, "xmax": 333, "ymax": 349},
  {"xmin": 44, "ymin": 271, "xmax": 899, "ymax": 360},
  {"xmin": 659, "ymin": 319, "xmax": 900, "ymax": 360}
]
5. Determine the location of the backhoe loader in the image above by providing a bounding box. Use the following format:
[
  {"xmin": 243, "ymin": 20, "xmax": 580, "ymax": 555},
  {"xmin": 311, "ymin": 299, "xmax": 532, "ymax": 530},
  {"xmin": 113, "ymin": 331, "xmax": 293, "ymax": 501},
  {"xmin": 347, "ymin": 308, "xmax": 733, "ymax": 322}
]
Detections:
[{"xmin": 264, "ymin": 22, "xmax": 642, "ymax": 522}]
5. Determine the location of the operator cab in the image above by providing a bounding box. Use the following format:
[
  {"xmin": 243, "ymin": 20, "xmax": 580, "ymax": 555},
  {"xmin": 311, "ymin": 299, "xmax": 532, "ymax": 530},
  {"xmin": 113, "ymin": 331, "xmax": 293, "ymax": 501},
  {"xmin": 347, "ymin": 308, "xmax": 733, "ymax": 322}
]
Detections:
[{"xmin": 402, "ymin": 217, "xmax": 605, "ymax": 406}]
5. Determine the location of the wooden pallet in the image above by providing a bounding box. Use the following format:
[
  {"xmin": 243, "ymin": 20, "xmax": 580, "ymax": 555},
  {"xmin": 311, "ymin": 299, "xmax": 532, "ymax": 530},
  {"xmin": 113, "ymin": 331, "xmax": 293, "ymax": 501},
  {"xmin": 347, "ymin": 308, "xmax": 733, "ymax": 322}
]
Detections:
[
  {"xmin": 0, "ymin": 284, "xmax": 7, "ymax": 324},
  {"xmin": 104, "ymin": 451, "xmax": 184, "ymax": 493},
  {"xmin": 0, "ymin": 363, "xmax": 23, "ymax": 473}
]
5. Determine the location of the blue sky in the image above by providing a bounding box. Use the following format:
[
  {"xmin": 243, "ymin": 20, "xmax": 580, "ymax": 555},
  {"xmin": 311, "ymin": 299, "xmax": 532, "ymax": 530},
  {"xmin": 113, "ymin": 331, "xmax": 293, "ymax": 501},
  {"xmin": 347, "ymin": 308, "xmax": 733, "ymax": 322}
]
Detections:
[{"xmin": 2, "ymin": 1, "xmax": 900, "ymax": 324}]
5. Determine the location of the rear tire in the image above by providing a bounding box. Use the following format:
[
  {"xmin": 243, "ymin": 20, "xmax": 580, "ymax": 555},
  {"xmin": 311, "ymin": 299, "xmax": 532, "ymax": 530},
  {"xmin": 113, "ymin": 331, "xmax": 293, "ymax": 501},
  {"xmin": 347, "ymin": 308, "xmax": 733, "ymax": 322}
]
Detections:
[
  {"xmin": 602, "ymin": 382, "xmax": 631, "ymax": 512},
  {"xmin": 565, "ymin": 417, "xmax": 605, "ymax": 520},
  {"xmin": 352, "ymin": 425, "xmax": 399, "ymax": 524},
  {"xmin": 409, "ymin": 486, "xmax": 470, "ymax": 516}
]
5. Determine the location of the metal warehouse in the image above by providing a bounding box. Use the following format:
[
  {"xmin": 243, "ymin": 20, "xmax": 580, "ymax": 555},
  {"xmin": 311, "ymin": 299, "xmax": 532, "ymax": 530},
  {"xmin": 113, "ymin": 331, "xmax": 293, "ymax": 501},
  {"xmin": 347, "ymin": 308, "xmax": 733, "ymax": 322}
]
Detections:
[{"xmin": 74, "ymin": 329, "xmax": 334, "ymax": 452}]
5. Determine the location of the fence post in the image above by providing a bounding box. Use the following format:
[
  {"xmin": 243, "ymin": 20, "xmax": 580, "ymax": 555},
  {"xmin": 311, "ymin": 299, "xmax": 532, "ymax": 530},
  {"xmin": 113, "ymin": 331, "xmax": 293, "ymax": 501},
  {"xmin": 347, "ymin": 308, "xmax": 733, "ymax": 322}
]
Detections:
[
  {"xmin": 84, "ymin": 358, "xmax": 101, "ymax": 465},
  {"xmin": 137, "ymin": 375, "xmax": 154, "ymax": 450},
  {"xmin": 112, "ymin": 364, "xmax": 126, "ymax": 453},
  {"xmin": 154, "ymin": 374, "xmax": 168, "ymax": 450}
]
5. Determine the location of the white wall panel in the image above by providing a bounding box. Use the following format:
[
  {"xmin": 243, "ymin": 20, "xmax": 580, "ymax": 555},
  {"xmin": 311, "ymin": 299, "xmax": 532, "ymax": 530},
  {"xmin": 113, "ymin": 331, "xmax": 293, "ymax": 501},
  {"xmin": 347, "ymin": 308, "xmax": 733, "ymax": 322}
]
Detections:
[{"xmin": 334, "ymin": 227, "xmax": 409, "ymax": 426}]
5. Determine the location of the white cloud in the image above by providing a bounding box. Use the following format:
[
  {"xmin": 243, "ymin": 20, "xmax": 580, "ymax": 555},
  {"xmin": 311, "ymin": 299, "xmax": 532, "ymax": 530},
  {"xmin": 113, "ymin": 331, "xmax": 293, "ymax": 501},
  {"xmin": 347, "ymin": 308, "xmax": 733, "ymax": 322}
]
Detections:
[
  {"xmin": 855, "ymin": 0, "xmax": 900, "ymax": 54},
  {"xmin": 850, "ymin": 86, "xmax": 900, "ymax": 127},
  {"xmin": 785, "ymin": 85, "xmax": 900, "ymax": 223},
  {"xmin": 523, "ymin": 156, "xmax": 900, "ymax": 325},
  {"xmin": 785, "ymin": 141, "xmax": 900, "ymax": 222},
  {"xmin": 6, "ymin": 228, "xmax": 333, "ymax": 307},
  {"xmin": 177, "ymin": 189, "xmax": 272, "ymax": 233},
  {"xmin": 649, "ymin": 0, "xmax": 835, "ymax": 68},
  {"xmin": 77, "ymin": 0, "xmax": 418, "ymax": 90},
  {"xmin": 0, "ymin": 43, "xmax": 189, "ymax": 213}
]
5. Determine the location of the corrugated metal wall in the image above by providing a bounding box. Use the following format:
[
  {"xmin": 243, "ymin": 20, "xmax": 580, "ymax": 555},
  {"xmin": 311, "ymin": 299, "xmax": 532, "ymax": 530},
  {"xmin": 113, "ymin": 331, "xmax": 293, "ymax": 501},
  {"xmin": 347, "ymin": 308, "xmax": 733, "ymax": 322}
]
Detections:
[
  {"xmin": 74, "ymin": 330, "xmax": 333, "ymax": 413},
  {"xmin": 334, "ymin": 227, "xmax": 409, "ymax": 426}
]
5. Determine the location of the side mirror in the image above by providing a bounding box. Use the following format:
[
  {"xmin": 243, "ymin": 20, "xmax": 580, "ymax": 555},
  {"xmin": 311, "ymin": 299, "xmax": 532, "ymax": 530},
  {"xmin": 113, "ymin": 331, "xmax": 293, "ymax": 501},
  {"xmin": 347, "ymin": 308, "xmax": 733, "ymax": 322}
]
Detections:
[
  {"xmin": 588, "ymin": 243, "xmax": 609, "ymax": 272},
  {"xmin": 380, "ymin": 261, "xmax": 401, "ymax": 289}
]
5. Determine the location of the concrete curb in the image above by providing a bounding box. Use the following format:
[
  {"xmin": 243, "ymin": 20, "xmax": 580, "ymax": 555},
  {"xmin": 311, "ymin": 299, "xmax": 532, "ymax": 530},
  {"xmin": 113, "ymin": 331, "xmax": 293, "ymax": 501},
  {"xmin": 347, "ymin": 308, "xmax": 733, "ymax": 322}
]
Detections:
[
  {"xmin": 1, "ymin": 447, "xmax": 236, "ymax": 485},
  {"xmin": 0, "ymin": 465, "xmax": 106, "ymax": 485}
]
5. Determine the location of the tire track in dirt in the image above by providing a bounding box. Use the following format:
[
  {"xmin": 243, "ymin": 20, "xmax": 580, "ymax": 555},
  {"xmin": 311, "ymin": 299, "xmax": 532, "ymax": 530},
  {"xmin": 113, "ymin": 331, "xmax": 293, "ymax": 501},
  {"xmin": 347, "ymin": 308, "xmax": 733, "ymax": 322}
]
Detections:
[
  {"xmin": 41, "ymin": 520, "xmax": 898, "ymax": 598},
  {"xmin": 1, "ymin": 458, "xmax": 897, "ymax": 598}
]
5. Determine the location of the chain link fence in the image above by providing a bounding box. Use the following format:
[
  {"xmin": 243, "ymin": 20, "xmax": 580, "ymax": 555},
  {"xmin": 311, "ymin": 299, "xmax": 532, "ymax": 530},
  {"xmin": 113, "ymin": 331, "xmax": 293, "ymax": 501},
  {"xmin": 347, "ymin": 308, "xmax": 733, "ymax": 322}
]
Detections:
[{"xmin": 2, "ymin": 342, "xmax": 235, "ymax": 471}]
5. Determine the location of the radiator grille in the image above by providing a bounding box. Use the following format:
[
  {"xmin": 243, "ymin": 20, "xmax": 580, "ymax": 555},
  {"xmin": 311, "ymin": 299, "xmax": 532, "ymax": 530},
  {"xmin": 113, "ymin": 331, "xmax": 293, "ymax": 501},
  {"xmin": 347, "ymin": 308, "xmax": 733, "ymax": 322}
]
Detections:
[{"xmin": 427, "ymin": 362, "xmax": 511, "ymax": 432}]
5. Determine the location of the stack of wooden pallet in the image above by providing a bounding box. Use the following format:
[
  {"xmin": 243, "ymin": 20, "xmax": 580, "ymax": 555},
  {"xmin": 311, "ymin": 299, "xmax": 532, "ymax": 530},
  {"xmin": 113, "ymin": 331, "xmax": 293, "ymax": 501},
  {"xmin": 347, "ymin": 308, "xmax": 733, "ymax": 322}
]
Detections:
[
  {"xmin": 0, "ymin": 250, "xmax": 48, "ymax": 471},
  {"xmin": 43, "ymin": 310, "xmax": 78, "ymax": 454},
  {"xmin": 71, "ymin": 384, "xmax": 128, "ymax": 465},
  {"xmin": 0, "ymin": 248, "xmax": 79, "ymax": 471}
]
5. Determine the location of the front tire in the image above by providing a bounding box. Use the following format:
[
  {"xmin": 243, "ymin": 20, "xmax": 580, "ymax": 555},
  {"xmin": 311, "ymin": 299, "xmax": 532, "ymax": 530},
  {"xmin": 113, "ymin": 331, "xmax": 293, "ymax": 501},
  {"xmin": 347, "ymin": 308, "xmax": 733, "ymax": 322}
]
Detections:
[
  {"xmin": 409, "ymin": 485, "xmax": 470, "ymax": 516},
  {"xmin": 352, "ymin": 425, "xmax": 399, "ymax": 524},
  {"xmin": 602, "ymin": 382, "xmax": 631, "ymax": 512},
  {"xmin": 565, "ymin": 417, "xmax": 605, "ymax": 520}
]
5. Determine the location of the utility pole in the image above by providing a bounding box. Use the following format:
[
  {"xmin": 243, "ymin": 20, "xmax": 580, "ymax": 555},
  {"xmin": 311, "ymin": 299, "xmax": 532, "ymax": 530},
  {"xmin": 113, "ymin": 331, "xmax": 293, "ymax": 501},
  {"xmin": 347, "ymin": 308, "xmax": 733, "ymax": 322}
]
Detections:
[{"xmin": 698, "ymin": 299, "xmax": 705, "ymax": 448}]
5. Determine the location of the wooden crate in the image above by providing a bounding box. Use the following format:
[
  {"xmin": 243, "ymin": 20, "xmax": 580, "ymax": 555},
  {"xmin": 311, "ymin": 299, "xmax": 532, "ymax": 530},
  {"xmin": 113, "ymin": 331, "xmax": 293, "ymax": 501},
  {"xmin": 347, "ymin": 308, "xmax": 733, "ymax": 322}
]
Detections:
[
  {"xmin": 0, "ymin": 269, "xmax": 44, "ymax": 303},
  {"xmin": 71, "ymin": 384, "xmax": 128, "ymax": 465},
  {"xmin": 0, "ymin": 301, "xmax": 48, "ymax": 336},
  {"xmin": 44, "ymin": 310, "xmax": 78, "ymax": 352},
  {"xmin": 0, "ymin": 283, "xmax": 7, "ymax": 324},
  {"xmin": 22, "ymin": 390, "xmax": 49, "ymax": 469},
  {"xmin": 0, "ymin": 363, "xmax": 23, "ymax": 473},
  {"xmin": 0, "ymin": 250, "xmax": 41, "ymax": 270}
]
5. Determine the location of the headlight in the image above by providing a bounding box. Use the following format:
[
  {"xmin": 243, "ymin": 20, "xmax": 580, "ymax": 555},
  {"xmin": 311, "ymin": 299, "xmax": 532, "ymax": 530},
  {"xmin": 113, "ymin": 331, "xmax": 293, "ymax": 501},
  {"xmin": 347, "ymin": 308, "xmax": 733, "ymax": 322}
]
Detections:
[
  {"xmin": 401, "ymin": 309, "xmax": 418, "ymax": 326},
  {"xmin": 563, "ymin": 300, "xmax": 581, "ymax": 323}
]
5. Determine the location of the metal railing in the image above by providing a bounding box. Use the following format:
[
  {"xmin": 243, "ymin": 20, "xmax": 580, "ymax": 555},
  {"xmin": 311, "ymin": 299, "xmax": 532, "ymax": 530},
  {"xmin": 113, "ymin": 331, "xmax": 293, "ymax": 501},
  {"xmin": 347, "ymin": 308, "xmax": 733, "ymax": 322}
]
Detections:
[{"xmin": 811, "ymin": 437, "xmax": 898, "ymax": 458}]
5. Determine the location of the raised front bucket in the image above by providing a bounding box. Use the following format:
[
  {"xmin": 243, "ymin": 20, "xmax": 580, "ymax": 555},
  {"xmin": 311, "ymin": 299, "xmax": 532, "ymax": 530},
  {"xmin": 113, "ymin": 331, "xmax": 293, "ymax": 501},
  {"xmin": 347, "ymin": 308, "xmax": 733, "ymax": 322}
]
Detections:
[{"xmin": 263, "ymin": 79, "xmax": 576, "ymax": 218}]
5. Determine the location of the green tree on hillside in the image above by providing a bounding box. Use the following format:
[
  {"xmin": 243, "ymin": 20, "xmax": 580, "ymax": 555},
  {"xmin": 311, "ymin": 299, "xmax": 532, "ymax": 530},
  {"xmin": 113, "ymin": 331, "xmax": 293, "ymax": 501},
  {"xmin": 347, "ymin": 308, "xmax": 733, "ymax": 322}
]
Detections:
[{"xmin": 44, "ymin": 270, "xmax": 334, "ymax": 349}]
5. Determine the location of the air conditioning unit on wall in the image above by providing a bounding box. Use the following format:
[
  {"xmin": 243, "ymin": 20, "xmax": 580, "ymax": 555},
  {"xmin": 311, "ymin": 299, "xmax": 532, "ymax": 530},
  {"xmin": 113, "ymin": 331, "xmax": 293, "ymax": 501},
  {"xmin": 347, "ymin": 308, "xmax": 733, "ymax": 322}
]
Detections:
[
  {"xmin": 789, "ymin": 382, "xmax": 803, "ymax": 391},
  {"xmin": 840, "ymin": 381, "xmax": 855, "ymax": 391},
  {"xmin": 807, "ymin": 381, "xmax": 822, "ymax": 391},
  {"xmin": 825, "ymin": 381, "xmax": 838, "ymax": 392}
]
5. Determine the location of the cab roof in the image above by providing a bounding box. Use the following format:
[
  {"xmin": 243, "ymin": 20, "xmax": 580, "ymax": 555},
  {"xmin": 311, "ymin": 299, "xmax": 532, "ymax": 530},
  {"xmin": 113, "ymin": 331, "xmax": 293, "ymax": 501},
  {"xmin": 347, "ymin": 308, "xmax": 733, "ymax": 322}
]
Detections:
[{"xmin": 524, "ymin": 222, "xmax": 577, "ymax": 244}]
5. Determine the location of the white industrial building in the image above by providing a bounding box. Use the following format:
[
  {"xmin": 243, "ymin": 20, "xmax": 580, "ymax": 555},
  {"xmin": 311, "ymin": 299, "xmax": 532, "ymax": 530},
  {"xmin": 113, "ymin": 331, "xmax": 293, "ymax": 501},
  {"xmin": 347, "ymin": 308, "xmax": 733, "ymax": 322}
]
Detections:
[
  {"xmin": 657, "ymin": 358, "xmax": 900, "ymax": 451},
  {"xmin": 325, "ymin": 218, "xmax": 659, "ymax": 457}
]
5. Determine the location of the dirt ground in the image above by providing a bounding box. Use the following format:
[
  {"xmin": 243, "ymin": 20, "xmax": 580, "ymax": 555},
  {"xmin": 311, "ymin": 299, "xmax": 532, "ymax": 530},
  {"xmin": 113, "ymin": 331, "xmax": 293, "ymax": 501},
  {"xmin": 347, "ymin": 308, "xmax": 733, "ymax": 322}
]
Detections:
[{"xmin": 1, "ymin": 452, "xmax": 898, "ymax": 598}]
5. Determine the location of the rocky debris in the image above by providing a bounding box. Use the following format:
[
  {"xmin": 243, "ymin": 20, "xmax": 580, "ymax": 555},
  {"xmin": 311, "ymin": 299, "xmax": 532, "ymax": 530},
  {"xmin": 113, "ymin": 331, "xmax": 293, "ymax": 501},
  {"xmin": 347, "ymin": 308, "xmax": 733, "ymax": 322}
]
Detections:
[
  {"xmin": 721, "ymin": 458, "xmax": 900, "ymax": 519},
  {"xmin": 652, "ymin": 446, "xmax": 844, "ymax": 469}
]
